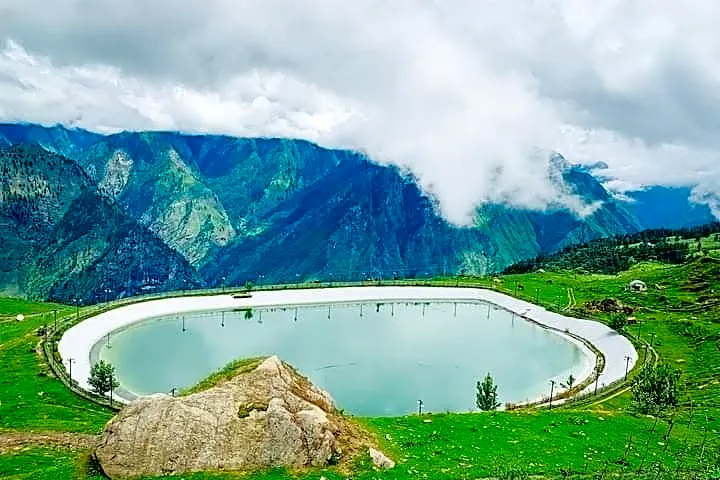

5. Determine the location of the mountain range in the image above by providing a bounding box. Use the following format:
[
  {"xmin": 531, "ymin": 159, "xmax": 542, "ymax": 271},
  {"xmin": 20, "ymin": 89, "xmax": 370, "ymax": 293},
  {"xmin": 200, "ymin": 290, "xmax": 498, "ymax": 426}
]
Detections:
[{"xmin": 0, "ymin": 123, "xmax": 713, "ymax": 303}]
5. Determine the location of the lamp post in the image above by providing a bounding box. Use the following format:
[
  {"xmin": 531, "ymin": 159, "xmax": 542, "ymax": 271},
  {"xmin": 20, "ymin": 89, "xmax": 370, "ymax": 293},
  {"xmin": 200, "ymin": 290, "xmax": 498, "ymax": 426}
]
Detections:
[
  {"xmin": 417, "ymin": 399, "xmax": 424, "ymax": 415},
  {"xmin": 67, "ymin": 358, "xmax": 75, "ymax": 383},
  {"xmin": 548, "ymin": 380, "xmax": 556, "ymax": 410},
  {"xmin": 74, "ymin": 299, "xmax": 80, "ymax": 320},
  {"xmin": 594, "ymin": 370, "xmax": 600, "ymax": 395},
  {"xmin": 624, "ymin": 355, "xmax": 631, "ymax": 381},
  {"xmin": 221, "ymin": 276, "xmax": 226, "ymax": 293}
]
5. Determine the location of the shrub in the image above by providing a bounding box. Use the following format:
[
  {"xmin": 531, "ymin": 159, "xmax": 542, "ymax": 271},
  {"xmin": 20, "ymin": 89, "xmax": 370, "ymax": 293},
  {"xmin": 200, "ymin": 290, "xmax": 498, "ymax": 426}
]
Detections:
[
  {"xmin": 608, "ymin": 314, "xmax": 628, "ymax": 332},
  {"xmin": 631, "ymin": 363, "xmax": 681, "ymax": 415}
]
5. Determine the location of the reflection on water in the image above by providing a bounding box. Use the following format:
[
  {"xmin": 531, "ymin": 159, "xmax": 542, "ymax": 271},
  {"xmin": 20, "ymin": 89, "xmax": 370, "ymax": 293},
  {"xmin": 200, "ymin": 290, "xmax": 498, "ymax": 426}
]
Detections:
[{"xmin": 99, "ymin": 301, "xmax": 584, "ymax": 416}]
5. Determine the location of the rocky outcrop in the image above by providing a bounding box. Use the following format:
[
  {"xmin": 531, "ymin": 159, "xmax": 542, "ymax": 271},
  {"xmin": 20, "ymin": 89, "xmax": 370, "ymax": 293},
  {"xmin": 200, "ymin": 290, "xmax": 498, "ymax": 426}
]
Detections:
[
  {"xmin": 95, "ymin": 356, "xmax": 384, "ymax": 478},
  {"xmin": 369, "ymin": 447, "xmax": 396, "ymax": 469}
]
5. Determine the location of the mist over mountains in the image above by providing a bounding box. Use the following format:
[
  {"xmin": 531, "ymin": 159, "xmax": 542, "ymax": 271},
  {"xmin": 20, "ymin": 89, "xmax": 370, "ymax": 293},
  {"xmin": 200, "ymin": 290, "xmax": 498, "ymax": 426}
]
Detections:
[{"xmin": 0, "ymin": 123, "xmax": 712, "ymax": 303}]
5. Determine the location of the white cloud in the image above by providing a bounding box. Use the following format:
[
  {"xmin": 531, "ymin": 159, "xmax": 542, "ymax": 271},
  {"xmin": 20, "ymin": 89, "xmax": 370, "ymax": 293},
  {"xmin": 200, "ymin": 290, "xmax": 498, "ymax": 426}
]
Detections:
[{"xmin": 1, "ymin": 0, "xmax": 720, "ymax": 223}]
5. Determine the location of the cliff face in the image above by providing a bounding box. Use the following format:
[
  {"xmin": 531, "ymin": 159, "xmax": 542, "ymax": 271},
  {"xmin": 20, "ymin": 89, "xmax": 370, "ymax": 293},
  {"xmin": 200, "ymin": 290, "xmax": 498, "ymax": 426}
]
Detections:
[
  {"xmin": 0, "ymin": 143, "xmax": 200, "ymax": 302},
  {"xmin": 95, "ymin": 356, "xmax": 381, "ymax": 479}
]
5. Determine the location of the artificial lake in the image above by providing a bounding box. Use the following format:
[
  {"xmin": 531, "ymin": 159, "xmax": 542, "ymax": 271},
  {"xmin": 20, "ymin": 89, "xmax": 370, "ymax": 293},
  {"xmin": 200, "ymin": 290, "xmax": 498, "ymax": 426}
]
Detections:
[{"xmin": 97, "ymin": 301, "xmax": 588, "ymax": 416}]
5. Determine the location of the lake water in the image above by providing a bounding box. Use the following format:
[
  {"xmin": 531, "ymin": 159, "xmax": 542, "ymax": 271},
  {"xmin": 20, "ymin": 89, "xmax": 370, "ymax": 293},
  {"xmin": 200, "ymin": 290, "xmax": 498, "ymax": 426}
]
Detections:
[{"xmin": 97, "ymin": 301, "xmax": 586, "ymax": 416}]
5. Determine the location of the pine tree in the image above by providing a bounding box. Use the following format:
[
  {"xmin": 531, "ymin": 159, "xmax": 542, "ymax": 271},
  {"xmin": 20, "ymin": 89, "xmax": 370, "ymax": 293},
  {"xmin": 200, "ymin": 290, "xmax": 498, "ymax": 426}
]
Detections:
[{"xmin": 476, "ymin": 373, "xmax": 501, "ymax": 411}]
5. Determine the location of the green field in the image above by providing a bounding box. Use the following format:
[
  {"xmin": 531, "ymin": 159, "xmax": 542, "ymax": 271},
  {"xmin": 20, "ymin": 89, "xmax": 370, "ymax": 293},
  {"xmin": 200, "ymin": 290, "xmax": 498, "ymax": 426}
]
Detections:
[{"xmin": 2, "ymin": 250, "xmax": 720, "ymax": 478}]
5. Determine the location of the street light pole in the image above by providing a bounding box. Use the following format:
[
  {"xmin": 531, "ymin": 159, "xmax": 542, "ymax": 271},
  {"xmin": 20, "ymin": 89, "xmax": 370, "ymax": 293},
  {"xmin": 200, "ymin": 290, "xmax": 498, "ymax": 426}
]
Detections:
[
  {"xmin": 417, "ymin": 399, "xmax": 423, "ymax": 415},
  {"xmin": 67, "ymin": 358, "xmax": 75, "ymax": 383},
  {"xmin": 548, "ymin": 380, "xmax": 556, "ymax": 410},
  {"xmin": 594, "ymin": 370, "xmax": 600, "ymax": 395},
  {"xmin": 624, "ymin": 355, "xmax": 631, "ymax": 381}
]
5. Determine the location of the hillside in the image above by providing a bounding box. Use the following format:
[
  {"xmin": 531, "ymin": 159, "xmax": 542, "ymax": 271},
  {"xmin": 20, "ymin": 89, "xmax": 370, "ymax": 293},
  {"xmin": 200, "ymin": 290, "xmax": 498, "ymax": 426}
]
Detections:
[
  {"xmin": 505, "ymin": 222, "xmax": 720, "ymax": 275},
  {"xmin": 0, "ymin": 123, "xmax": 645, "ymax": 296},
  {"xmin": 2, "ymin": 255, "xmax": 720, "ymax": 478},
  {"xmin": 0, "ymin": 144, "xmax": 199, "ymax": 303}
]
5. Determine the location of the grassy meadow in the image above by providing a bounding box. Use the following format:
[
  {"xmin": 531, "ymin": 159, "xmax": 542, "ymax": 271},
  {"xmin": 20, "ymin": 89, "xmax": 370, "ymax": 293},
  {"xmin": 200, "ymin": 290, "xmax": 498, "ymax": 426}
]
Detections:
[{"xmin": 2, "ymin": 239, "xmax": 720, "ymax": 478}]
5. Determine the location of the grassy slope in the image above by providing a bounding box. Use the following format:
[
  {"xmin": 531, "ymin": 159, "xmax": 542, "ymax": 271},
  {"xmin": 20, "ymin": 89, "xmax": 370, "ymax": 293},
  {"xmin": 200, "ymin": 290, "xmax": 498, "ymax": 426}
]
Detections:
[
  {"xmin": 3, "ymin": 242, "xmax": 720, "ymax": 478},
  {"xmin": 0, "ymin": 298, "xmax": 113, "ymax": 433},
  {"xmin": 181, "ymin": 357, "xmax": 265, "ymax": 395}
]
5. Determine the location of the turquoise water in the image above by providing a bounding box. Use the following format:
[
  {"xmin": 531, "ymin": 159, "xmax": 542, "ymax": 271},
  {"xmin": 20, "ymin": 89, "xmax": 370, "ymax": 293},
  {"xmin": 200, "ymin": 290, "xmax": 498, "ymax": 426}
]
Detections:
[{"xmin": 98, "ymin": 301, "xmax": 585, "ymax": 416}]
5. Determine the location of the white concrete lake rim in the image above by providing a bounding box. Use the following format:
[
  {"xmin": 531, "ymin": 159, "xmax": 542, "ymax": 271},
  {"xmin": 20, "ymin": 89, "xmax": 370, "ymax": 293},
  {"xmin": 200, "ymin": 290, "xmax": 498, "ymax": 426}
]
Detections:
[{"xmin": 58, "ymin": 286, "xmax": 637, "ymax": 408}]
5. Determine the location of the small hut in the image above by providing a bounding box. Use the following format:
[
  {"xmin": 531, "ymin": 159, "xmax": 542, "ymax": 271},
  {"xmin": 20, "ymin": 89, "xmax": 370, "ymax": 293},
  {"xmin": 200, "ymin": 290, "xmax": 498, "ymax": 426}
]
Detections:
[{"xmin": 629, "ymin": 280, "xmax": 647, "ymax": 292}]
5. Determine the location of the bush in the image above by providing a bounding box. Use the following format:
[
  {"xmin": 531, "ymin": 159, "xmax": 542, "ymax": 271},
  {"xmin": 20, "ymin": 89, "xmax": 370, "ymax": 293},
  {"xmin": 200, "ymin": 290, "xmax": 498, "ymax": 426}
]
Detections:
[
  {"xmin": 608, "ymin": 314, "xmax": 628, "ymax": 332},
  {"xmin": 631, "ymin": 363, "xmax": 681, "ymax": 415}
]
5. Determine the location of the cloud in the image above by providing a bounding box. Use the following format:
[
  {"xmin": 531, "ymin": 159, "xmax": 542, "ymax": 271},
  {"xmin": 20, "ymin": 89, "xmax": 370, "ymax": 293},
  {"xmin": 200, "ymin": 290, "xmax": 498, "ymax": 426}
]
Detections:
[{"xmin": 1, "ymin": 0, "xmax": 720, "ymax": 223}]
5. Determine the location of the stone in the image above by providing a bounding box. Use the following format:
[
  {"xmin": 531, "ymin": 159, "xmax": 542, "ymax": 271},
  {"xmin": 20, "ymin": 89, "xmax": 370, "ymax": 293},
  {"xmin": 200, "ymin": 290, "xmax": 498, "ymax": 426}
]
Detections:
[
  {"xmin": 369, "ymin": 447, "xmax": 395, "ymax": 469},
  {"xmin": 95, "ymin": 356, "xmax": 376, "ymax": 478}
]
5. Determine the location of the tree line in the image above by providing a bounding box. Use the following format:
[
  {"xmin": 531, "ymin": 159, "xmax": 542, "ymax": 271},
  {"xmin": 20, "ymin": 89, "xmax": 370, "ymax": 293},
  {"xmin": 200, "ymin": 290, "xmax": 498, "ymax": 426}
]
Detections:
[{"xmin": 504, "ymin": 222, "xmax": 720, "ymax": 275}]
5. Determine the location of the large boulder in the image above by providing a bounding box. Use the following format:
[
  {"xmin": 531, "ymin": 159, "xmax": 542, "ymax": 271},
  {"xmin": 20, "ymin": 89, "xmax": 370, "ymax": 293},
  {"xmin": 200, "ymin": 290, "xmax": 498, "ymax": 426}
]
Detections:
[{"xmin": 95, "ymin": 356, "xmax": 380, "ymax": 478}]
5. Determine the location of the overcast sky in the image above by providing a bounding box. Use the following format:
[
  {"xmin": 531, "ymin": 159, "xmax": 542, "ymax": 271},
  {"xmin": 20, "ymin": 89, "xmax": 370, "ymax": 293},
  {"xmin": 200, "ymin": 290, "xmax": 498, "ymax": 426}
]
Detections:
[{"xmin": 1, "ymin": 0, "xmax": 719, "ymax": 223}]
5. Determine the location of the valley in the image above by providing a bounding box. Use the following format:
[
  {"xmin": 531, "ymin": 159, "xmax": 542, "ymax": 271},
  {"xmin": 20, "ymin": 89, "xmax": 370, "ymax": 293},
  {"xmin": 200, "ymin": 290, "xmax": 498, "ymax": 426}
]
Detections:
[{"xmin": 0, "ymin": 123, "xmax": 660, "ymax": 303}]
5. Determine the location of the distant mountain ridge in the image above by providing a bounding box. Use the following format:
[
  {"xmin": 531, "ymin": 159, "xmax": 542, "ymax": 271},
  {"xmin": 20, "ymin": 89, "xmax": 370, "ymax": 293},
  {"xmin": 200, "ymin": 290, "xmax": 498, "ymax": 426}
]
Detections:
[
  {"xmin": 623, "ymin": 186, "xmax": 715, "ymax": 230},
  {"xmin": 0, "ymin": 122, "xmax": 676, "ymax": 301}
]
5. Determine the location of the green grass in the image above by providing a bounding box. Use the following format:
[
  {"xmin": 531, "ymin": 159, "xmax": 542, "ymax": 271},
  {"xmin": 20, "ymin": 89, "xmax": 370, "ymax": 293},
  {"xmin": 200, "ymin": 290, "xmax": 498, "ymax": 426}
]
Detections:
[
  {"xmin": 181, "ymin": 357, "xmax": 266, "ymax": 395},
  {"xmin": 0, "ymin": 297, "xmax": 68, "ymax": 318},
  {"xmin": 0, "ymin": 447, "xmax": 105, "ymax": 480},
  {"xmin": 3, "ymin": 250, "xmax": 720, "ymax": 478},
  {"xmin": 0, "ymin": 298, "xmax": 113, "ymax": 433}
]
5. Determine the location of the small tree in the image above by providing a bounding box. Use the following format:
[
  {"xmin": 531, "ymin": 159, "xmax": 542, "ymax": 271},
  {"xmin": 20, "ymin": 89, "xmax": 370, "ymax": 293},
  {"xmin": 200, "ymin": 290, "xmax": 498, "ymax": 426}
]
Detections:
[
  {"xmin": 608, "ymin": 313, "xmax": 628, "ymax": 333},
  {"xmin": 88, "ymin": 360, "xmax": 119, "ymax": 397},
  {"xmin": 561, "ymin": 373, "xmax": 576, "ymax": 390},
  {"xmin": 631, "ymin": 363, "xmax": 681, "ymax": 415},
  {"xmin": 476, "ymin": 373, "xmax": 501, "ymax": 411}
]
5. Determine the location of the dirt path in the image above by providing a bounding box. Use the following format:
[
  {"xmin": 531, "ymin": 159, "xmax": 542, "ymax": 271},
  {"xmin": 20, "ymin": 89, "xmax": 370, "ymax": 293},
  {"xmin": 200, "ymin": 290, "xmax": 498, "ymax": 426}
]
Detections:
[{"xmin": 0, "ymin": 431, "xmax": 98, "ymax": 453}]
